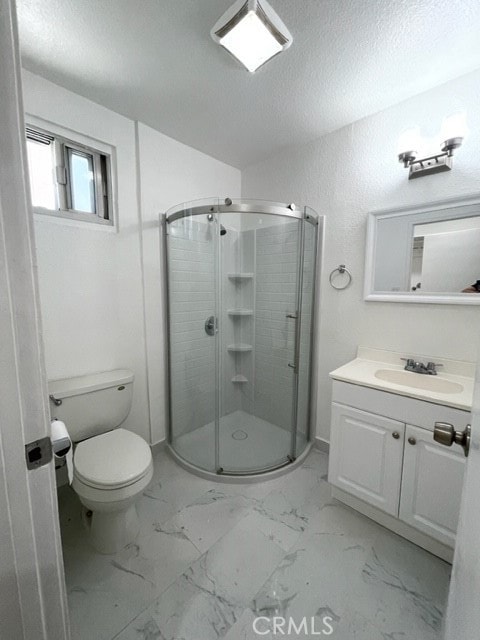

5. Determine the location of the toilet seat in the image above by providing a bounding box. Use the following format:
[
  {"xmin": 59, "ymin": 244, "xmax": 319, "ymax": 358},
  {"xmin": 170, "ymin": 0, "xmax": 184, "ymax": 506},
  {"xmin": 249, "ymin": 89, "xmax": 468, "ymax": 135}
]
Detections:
[{"xmin": 74, "ymin": 428, "xmax": 152, "ymax": 490}]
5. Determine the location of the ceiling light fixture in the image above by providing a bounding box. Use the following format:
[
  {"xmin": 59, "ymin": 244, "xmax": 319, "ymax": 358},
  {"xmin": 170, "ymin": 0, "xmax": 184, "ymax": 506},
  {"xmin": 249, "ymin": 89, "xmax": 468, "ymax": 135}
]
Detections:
[
  {"xmin": 398, "ymin": 113, "xmax": 467, "ymax": 179},
  {"xmin": 211, "ymin": 0, "xmax": 292, "ymax": 73}
]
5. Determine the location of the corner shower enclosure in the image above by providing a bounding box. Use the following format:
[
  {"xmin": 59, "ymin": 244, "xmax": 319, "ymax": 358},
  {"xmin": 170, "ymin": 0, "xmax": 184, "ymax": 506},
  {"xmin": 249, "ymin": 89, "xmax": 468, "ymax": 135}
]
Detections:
[{"xmin": 164, "ymin": 198, "xmax": 320, "ymax": 477}]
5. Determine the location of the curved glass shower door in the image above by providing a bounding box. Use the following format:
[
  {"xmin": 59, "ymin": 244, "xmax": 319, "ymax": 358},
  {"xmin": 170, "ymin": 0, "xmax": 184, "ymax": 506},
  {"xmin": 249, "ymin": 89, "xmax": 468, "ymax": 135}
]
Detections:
[
  {"xmin": 217, "ymin": 210, "xmax": 301, "ymax": 473},
  {"xmin": 166, "ymin": 201, "xmax": 220, "ymax": 472},
  {"xmin": 165, "ymin": 199, "xmax": 318, "ymax": 476}
]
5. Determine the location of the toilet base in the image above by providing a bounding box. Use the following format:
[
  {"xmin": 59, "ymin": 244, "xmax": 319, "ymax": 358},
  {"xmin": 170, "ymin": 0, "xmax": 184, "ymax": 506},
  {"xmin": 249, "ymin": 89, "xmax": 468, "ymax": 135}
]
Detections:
[{"xmin": 83, "ymin": 503, "xmax": 140, "ymax": 554}]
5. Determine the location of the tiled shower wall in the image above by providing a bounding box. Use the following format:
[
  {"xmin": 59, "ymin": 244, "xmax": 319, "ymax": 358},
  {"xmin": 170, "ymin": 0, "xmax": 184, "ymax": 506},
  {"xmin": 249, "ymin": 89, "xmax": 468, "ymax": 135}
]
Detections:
[
  {"xmin": 221, "ymin": 228, "xmax": 255, "ymax": 418},
  {"xmin": 254, "ymin": 222, "xmax": 299, "ymax": 431},
  {"xmin": 168, "ymin": 219, "xmax": 216, "ymax": 437}
]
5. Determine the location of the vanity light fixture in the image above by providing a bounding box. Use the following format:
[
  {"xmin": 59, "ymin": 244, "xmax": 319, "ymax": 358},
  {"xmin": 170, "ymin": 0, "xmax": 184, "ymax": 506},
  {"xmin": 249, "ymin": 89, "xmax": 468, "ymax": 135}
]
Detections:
[
  {"xmin": 398, "ymin": 113, "xmax": 467, "ymax": 180},
  {"xmin": 211, "ymin": 0, "xmax": 292, "ymax": 73}
]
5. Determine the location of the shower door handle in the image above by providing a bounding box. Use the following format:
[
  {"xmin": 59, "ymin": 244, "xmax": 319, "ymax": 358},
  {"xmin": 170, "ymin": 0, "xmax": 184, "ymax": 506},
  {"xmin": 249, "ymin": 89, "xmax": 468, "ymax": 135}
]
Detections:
[{"xmin": 287, "ymin": 311, "xmax": 299, "ymax": 371}]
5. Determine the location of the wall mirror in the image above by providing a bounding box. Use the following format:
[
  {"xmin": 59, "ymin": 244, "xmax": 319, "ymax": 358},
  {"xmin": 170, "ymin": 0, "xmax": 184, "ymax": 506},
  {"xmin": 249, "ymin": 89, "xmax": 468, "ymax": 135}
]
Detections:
[{"xmin": 364, "ymin": 196, "xmax": 480, "ymax": 304}]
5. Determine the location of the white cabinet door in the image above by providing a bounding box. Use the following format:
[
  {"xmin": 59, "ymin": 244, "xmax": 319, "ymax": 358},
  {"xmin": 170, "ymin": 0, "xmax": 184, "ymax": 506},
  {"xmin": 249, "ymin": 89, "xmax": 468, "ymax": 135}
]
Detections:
[
  {"xmin": 328, "ymin": 403, "xmax": 405, "ymax": 515},
  {"xmin": 400, "ymin": 424, "xmax": 466, "ymax": 547}
]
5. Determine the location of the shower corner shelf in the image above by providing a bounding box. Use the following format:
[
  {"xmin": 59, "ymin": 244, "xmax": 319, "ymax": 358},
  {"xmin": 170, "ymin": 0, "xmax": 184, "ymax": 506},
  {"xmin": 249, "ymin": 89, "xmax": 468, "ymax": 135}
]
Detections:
[
  {"xmin": 231, "ymin": 375, "xmax": 248, "ymax": 383},
  {"xmin": 227, "ymin": 308, "xmax": 254, "ymax": 316},
  {"xmin": 227, "ymin": 343, "xmax": 253, "ymax": 352},
  {"xmin": 227, "ymin": 273, "xmax": 254, "ymax": 281}
]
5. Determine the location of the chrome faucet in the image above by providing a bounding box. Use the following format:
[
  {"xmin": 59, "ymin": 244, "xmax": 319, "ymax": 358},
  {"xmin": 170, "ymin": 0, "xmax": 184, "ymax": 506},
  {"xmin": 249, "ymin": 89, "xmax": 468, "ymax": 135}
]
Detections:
[{"xmin": 401, "ymin": 358, "xmax": 443, "ymax": 375}]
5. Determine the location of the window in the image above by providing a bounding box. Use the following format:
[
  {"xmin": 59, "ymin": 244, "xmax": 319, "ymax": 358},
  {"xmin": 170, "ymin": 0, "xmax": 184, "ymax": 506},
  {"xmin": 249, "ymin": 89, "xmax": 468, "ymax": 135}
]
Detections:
[{"xmin": 26, "ymin": 126, "xmax": 112, "ymax": 225}]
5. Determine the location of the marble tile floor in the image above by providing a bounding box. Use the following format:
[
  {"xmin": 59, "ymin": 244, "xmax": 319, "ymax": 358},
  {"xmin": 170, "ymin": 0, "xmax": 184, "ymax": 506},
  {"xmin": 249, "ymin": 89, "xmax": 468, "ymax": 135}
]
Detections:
[{"xmin": 58, "ymin": 447, "xmax": 451, "ymax": 640}]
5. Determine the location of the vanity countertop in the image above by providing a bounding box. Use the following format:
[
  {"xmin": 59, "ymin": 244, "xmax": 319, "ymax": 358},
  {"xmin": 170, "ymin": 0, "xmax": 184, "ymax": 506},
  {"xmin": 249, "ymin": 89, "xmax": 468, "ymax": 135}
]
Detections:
[{"xmin": 330, "ymin": 347, "xmax": 474, "ymax": 411}]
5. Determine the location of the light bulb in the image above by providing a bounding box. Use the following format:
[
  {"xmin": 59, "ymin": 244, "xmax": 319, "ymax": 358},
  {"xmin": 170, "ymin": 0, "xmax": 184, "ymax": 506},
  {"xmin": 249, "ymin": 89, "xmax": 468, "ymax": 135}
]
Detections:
[
  {"xmin": 219, "ymin": 11, "xmax": 283, "ymax": 73},
  {"xmin": 440, "ymin": 112, "xmax": 467, "ymax": 141},
  {"xmin": 397, "ymin": 127, "xmax": 421, "ymax": 154},
  {"xmin": 212, "ymin": 0, "xmax": 292, "ymax": 73}
]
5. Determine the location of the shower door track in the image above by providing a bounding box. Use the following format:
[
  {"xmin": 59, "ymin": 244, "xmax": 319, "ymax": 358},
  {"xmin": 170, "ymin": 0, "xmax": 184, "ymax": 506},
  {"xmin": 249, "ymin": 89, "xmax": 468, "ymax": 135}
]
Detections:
[
  {"xmin": 165, "ymin": 201, "xmax": 319, "ymax": 225},
  {"xmin": 216, "ymin": 456, "xmax": 292, "ymax": 476},
  {"xmin": 167, "ymin": 443, "xmax": 313, "ymax": 482}
]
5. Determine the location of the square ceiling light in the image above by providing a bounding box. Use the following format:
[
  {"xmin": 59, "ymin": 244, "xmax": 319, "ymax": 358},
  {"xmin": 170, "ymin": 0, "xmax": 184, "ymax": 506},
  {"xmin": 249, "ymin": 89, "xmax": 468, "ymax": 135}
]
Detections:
[{"xmin": 211, "ymin": 0, "xmax": 292, "ymax": 73}]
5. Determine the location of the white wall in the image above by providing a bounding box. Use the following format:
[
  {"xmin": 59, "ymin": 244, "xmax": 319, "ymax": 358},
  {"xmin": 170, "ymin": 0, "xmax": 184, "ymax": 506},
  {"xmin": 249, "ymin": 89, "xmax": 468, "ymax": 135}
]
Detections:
[
  {"xmin": 374, "ymin": 216, "xmax": 413, "ymax": 291},
  {"xmin": 137, "ymin": 123, "xmax": 240, "ymax": 443},
  {"xmin": 22, "ymin": 71, "xmax": 240, "ymax": 445},
  {"xmin": 421, "ymin": 228, "xmax": 480, "ymax": 292},
  {"xmin": 242, "ymin": 68, "xmax": 480, "ymax": 442},
  {"xmin": 22, "ymin": 70, "xmax": 150, "ymax": 442}
]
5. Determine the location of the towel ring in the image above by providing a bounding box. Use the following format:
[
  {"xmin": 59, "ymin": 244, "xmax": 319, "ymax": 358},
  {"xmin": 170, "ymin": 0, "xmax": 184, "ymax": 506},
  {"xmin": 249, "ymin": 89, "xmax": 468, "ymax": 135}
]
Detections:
[{"xmin": 329, "ymin": 264, "xmax": 352, "ymax": 290}]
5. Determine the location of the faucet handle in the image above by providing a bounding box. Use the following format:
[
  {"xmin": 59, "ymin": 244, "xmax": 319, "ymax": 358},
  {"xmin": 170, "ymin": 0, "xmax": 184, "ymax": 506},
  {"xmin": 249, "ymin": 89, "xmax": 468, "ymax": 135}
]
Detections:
[
  {"xmin": 401, "ymin": 357, "xmax": 415, "ymax": 367},
  {"xmin": 427, "ymin": 361, "xmax": 443, "ymax": 370}
]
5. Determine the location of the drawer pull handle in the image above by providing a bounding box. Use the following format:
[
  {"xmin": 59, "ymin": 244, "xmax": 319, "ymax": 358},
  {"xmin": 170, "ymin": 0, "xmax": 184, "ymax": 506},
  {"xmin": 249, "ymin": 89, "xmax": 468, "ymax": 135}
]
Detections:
[
  {"xmin": 392, "ymin": 431, "xmax": 400, "ymax": 440},
  {"xmin": 408, "ymin": 437, "xmax": 417, "ymax": 445}
]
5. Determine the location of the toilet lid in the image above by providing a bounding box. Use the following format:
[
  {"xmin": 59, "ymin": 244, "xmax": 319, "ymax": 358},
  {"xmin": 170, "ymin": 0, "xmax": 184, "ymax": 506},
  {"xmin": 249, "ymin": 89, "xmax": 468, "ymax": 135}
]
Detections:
[{"xmin": 74, "ymin": 428, "xmax": 152, "ymax": 489}]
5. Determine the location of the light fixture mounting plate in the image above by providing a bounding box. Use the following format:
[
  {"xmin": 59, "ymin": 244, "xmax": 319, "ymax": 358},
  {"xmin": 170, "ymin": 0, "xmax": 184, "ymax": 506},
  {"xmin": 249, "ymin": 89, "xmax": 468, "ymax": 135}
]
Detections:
[{"xmin": 408, "ymin": 154, "xmax": 452, "ymax": 180}]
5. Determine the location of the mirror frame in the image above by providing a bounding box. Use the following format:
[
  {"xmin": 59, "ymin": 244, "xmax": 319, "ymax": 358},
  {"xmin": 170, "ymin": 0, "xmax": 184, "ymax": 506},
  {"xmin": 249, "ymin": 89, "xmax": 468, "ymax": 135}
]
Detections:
[{"xmin": 364, "ymin": 194, "xmax": 480, "ymax": 305}]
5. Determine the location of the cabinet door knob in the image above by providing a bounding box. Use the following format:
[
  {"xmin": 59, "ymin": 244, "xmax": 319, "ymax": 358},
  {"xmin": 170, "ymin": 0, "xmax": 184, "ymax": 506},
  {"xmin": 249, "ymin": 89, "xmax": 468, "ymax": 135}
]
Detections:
[
  {"xmin": 408, "ymin": 437, "xmax": 416, "ymax": 445},
  {"xmin": 392, "ymin": 431, "xmax": 400, "ymax": 439}
]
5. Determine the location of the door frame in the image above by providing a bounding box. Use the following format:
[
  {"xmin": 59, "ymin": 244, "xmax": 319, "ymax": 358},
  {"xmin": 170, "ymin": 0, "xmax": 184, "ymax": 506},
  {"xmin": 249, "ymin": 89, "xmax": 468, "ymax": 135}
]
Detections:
[
  {"xmin": 289, "ymin": 215, "xmax": 306, "ymax": 461},
  {"xmin": 0, "ymin": 0, "xmax": 70, "ymax": 637},
  {"xmin": 443, "ymin": 352, "xmax": 480, "ymax": 638}
]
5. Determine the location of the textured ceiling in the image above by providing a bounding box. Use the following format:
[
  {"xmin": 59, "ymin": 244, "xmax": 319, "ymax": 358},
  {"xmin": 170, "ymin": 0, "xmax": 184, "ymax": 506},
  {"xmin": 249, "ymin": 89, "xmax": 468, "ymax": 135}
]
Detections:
[{"xmin": 16, "ymin": 0, "xmax": 480, "ymax": 168}]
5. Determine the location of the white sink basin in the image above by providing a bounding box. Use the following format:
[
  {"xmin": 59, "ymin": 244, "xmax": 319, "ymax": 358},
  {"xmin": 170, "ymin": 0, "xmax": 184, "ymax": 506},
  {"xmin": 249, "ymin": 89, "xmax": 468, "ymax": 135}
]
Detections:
[{"xmin": 374, "ymin": 369, "xmax": 464, "ymax": 394}]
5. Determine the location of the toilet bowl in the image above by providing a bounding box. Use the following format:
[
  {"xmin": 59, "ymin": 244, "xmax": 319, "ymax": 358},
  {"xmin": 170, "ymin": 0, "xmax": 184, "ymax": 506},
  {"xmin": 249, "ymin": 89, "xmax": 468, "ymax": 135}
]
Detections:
[
  {"xmin": 72, "ymin": 428, "xmax": 153, "ymax": 554},
  {"xmin": 49, "ymin": 369, "xmax": 153, "ymax": 554}
]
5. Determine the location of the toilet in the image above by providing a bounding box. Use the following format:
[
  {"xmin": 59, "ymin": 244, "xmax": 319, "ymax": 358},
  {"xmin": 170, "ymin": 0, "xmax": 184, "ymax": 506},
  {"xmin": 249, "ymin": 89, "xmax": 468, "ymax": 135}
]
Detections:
[{"xmin": 49, "ymin": 369, "xmax": 153, "ymax": 554}]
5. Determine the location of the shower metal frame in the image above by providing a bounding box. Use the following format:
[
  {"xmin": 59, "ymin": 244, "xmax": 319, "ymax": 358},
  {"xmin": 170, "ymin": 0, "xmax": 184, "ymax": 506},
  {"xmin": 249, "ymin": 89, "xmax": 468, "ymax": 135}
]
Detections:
[{"xmin": 162, "ymin": 199, "xmax": 321, "ymax": 478}]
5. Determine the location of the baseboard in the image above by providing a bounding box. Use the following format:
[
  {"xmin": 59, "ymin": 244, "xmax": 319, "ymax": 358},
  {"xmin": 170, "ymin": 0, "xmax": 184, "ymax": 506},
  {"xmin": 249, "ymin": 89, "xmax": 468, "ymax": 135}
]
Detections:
[
  {"xmin": 150, "ymin": 438, "xmax": 166, "ymax": 456},
  {"xmin": 314, "ymin": 437, "xmax": 329, "ymax": 454}
]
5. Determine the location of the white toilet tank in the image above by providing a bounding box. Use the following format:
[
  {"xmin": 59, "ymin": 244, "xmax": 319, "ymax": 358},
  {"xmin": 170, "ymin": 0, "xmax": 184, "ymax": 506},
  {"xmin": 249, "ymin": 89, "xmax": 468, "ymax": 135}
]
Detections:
[{"xmin": 48, "ymin": 369, "xmax": 134, "ymax": 442}]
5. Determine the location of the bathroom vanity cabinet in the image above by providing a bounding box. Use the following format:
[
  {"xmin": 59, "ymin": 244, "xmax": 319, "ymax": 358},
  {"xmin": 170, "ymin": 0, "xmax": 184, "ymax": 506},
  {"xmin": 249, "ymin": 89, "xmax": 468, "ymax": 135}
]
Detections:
[{"xmin": 328, "ymin": 380, "xmax": 469, "ymax": 561}]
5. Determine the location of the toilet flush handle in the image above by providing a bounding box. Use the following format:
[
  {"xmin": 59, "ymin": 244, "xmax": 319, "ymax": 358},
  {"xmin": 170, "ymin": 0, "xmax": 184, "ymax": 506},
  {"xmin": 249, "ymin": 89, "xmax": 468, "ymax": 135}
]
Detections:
[{"xmin": 49, "ymin": 394, "xmax": 63, "ymax": 407}]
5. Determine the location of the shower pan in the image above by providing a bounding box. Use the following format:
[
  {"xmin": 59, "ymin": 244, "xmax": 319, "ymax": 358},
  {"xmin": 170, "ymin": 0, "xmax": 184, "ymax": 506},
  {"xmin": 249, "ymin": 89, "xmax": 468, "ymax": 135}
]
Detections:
[{"xmin": 163, "ymin": 198, "xmax": 321, "ymax": 478}]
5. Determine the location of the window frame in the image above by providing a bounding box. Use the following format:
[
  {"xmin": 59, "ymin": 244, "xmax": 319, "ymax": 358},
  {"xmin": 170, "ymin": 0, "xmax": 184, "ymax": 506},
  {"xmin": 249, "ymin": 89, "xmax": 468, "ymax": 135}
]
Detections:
[{"xmin": 26, "ymin": 123, "xmax": 114, "ymax": 226}]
